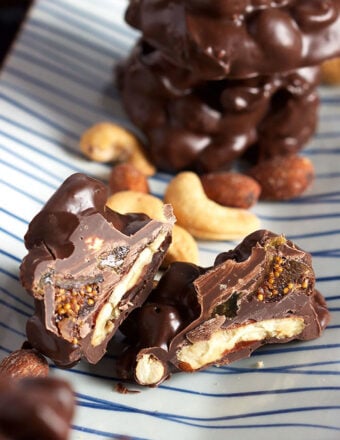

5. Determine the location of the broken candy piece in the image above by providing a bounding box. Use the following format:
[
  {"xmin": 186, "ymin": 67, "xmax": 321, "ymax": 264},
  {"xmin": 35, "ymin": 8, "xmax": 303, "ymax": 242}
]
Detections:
[
  {"xmin": 116, "ymin": 230, "xmax": 330, "ymax": 386},
  {"xmin": 0, "ymin": 376, "xmax": 75, "ymax": 440},
  {"xmin": 20, "ymin": 173, "xmax": 174, "ymax": 367}
]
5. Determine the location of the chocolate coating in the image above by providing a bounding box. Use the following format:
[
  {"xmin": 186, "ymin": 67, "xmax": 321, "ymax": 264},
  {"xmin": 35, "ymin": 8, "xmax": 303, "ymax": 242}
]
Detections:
[
  {"xmin": 21, "ymin": 173, "xmax": 174, "ymax": 367},
  {"xmin": 117, "ymin": 42, "xmax": 320, "ymax": 172},
  {"xmin": 125, "ymin": 0, "xmax": 340, "ymax": 80},
  {"xmin": 116, "ymin": 230, "xmax": 330, "ymax": 386},
  {"xmin": 0, "ymin": 377, "xmax": 75, "ymax": 440}
]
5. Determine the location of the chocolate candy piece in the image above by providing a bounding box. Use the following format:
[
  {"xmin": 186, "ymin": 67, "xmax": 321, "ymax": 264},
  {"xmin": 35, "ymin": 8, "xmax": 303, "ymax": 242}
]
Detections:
[
  {"xmin": 0, "ymin": 377, "xmax": 75, "ymax": 440},
  {"xmin": 118, "ymin": 42, "xmax": 320, "ymax": 172},
  {"xmin": 116, "ymin": 230, "xmax": 329, "ymax": 386},
  {"xmin": 125, "ymin": 0, "xmax": 340, "ymax": 80},
  {"xmin": 20, "ymin": 173, "xmax": 174, "ymax": 367}
]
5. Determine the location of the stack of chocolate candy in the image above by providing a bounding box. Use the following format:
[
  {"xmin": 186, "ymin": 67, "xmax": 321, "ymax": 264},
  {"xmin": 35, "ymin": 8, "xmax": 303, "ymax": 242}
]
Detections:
[{"xmin": 118, "ymin": 1, "xmax": 340, "ymax": 172}]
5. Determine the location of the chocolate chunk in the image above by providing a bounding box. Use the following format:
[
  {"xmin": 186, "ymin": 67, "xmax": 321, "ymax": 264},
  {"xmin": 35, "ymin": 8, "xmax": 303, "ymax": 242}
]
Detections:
[
  {"xmin": 125, "ymin": 0, "xmax": 340, "ymax": 80},
  {"xmin": 116, "ymin": 230, "xmax": 329, "ymax": 386},
  {"xmin": 0, "ymin": 377, "xmax": 75, "ymax": 440},
  {"xmin": 118, "ymin": 41, "xmax": 320, "ymax": 172},
  {"xmin": 20, "ymin": 173, "xmax": 174, "ymax": 367}
]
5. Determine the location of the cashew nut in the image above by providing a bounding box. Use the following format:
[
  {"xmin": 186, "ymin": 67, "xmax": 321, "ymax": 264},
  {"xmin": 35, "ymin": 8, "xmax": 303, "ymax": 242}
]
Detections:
[
  {"xmin": 164, "ymin": 172, "xmax": 260, "ymax": 240},
  {"xmin": 106, "ymin": 191, "xmax": 199, "ymax": 266},
  {"xmin": 162, "ymin": 224, "xmax": 199, "ymax": 267},
  {"xmin": 80, "ymin": 122, "xmax": 156, "ymax": 176}
]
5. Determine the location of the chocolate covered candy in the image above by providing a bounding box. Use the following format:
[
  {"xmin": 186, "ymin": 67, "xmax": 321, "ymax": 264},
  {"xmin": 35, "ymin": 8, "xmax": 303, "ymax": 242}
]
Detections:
[
  {"xmin": 118, "ymin": 42, "xmax": 320, "ymax": 172},
  {"xmin": 0, "ymin": 377, "xmax": 75, "ymax": 440},
  {"xmin": 20, "ymin": 173, "xmax": 174, "ymax": 367},
  {"xmin": 116, "ymin": 230, "xmax": 329, "ymax": 386},
  {"xmin": 125, "ymin": 0, "xmax": 340, "ymax": 80}
]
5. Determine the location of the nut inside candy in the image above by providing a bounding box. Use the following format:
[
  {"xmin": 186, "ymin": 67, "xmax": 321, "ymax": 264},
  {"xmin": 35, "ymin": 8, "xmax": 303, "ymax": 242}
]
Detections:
[
  {"xmin": 177, "ymin": 317, "xmax": 305, "ymax": 371},
  {"xmin": 91, "ymin": 231, "xmax": 168, "ymax": 346},
  {"xmin": 136, "ymin": 354, "xmax": 166, "ymax": 386}
]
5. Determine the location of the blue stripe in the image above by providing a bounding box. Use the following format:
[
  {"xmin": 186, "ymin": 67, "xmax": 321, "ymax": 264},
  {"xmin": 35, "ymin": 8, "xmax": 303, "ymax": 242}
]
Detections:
[
  {"xmin": 0, "ymin": 322, "xmax": 26, "ymax": 338},
  {"xmin": 259, "ymin": 212, "xmax": 340, "ymax": 221},
  {"xmin": 0, "ymin": 286, "xmax": 33, "ymax": 311},
  {"xmin": 0, "ymin": 297, "xmax": 31, "ymax": 318},
  {"xmin": 5, "ymin": 66, "xmax": 116, "ymax": 121},
  {"xmin": 0, "ymin": 123, "xmax": 84, "ymax": 173},
  {"xmin": 0, "ymin": 90, "xmax": 80, "ymax": 139},
  {"xmin": 11, "ymin": 48, "xmax": 120, "ymax": 101},
  {"xmin": 1, "ymin": 207, "xmax": 29, "ymax": 224},
  {"xmin": 22, "ymin": 27, "xmax": 111, "ymax": 73},
  {"xmin": 0, "ymin": 249, "xmax": 22, "ymax": 263},
  {"xmin": 51, "ymin": 0, "xmax": 136, "ymax": 39},
  {"xmin": 72, "ymin": 424, "xmax": 149, "ymax": 440},
  {"xmin": 0, "ymin": 268, "xmax": 20, "ymax": 281},
  {"xmin": 0, "ymin": 143, "xmax": 63, "ymax": 184},
  {"xmin": 28, "ymin": 17, "xmax": 120, "ymax": 59},
  {"xmin": 0, "ymin": 226, "xmax": 23, "ymax": 243},
  {"xmin": 38, "ymin": 2, "xmax": 131, "ymax": 53},
  {"xmin": 0, "ymin": 157, "xmax": 58, "ymax": 190},
  {"xmin": 0, "ymin": 177, "xmax": 44, "ymax": 205}
]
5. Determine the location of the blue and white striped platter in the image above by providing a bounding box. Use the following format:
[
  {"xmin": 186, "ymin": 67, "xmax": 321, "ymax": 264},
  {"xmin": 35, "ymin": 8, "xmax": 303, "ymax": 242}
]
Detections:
[{"xmin": 1, "ymin": 1, "xmax": 340, "ymax": 439}]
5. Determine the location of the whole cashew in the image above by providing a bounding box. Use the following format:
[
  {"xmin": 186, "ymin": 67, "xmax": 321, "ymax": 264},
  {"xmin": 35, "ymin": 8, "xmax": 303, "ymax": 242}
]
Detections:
[
  {"xmin": 106, "ymin": 191, "xmax": 199, "ymax": 266},
  {"xmin": 164, "ymin": 172, "xmax": 260, "ymax": 240},
  {"xmin": 80, "ymin": 122, "xmax": 156, "ymax": 176}
]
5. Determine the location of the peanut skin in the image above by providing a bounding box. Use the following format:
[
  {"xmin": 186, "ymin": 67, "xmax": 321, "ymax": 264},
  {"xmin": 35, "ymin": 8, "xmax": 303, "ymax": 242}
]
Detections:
[
  {"xmin": 249, "ymin": 154, "xmax": 315, "ymax": 200},
  {"xmin": 200, "ymin": 172, "xmax": 261, "ymax": 209},
  {"xmin": 109, "ymin": 163, "xmax": 149, "ymax": 194}
]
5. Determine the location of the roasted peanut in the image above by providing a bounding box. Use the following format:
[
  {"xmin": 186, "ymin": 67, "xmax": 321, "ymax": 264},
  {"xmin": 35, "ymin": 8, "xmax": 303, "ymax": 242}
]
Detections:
[
  {"xmin": 109, "ymin": 163, "xmax": 149, "ymax": 194},
  {"xmin": 200, "ymin": 172, "xmax": 261, "ymax": 209},
  {"xmin": 249, "ymin": 154, "xmax": 315, "ymax": 200},
  {"xmin": 0, "ymin": 349, "xmax": 49, "ymax": 379}
]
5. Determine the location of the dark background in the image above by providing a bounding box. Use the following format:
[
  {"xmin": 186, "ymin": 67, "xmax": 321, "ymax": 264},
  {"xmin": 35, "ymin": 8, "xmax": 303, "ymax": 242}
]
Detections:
[{"xmin": 0, "ymin": 0, "xmax": 31, "ymax": 66}]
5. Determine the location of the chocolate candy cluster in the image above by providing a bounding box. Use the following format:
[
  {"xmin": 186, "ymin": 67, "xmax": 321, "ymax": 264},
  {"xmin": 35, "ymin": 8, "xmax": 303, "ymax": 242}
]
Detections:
[
  {"xmin": 20, "ymin": 174, "xmax": 174, "ymax": 367},
  {"xmin": 116, "ymin": 230, "xmax": 330, "ymax": 386},
  {"xmin": 118, "ymin": 0, "xmax": 340, "ymax": 172},
  {"xmin": 19, "ymin": 175, "xmax": 329, "ymax": 386}
]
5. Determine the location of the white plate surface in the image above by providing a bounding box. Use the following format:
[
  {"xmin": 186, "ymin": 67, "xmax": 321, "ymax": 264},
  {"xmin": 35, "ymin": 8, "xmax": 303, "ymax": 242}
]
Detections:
[{"xmin": 1, "ymin": 1, "xmax": 340, "ymax": 439}]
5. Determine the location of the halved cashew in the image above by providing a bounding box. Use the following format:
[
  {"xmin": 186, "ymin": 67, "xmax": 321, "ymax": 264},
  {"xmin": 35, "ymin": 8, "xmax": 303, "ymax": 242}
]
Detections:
[
  {"xmin": 80, "ymin": 122, "xmax": 156, "ymax": 176},
  {"xmin": 164, "ymin": 172, "xmax": 260, "ymax": 240},
  {"xmin": 106, "ymin": 191, "xmax": 199, "ymax": 266}
]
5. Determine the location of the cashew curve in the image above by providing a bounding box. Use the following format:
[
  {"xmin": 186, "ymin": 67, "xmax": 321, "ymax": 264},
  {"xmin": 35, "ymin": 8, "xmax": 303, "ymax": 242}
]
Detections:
[
  {"xmin": 164, "ymin": 172, "xmax": 260, "ymax": 240},
  {"xmin": 80, "ymin": 122, "xmax": 156, "ymax": 176}
]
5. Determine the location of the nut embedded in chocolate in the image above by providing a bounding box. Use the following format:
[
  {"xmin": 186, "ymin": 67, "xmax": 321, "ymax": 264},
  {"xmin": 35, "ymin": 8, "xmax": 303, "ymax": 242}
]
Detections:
[
  {"xmin": 116, "ymin": 230, "xmax": 330, "ymax": 386},
  {"xmin": 20, "ymin": 173, "xmax": 174, "ymax": 367}
]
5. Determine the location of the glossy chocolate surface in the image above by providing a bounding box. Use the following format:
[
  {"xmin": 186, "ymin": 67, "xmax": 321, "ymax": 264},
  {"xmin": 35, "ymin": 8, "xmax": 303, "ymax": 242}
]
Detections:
[
  {"xmin": 0, "ymin": 377, "xmax": 75, "ymax": 440},
  {"xmin": 116, "ymin": 230, "xmax": 330, "ymax": 386},
  {"xmin": 20, "ymin": 173, "xmax": 174, "ymax": 367},
  {"xmin": 125, "ymin": 0, "xmax": 340, "ymax": 80},
  {"xmin": 118, "ymin": 42, "xmax": 320, "ymax": 172}
]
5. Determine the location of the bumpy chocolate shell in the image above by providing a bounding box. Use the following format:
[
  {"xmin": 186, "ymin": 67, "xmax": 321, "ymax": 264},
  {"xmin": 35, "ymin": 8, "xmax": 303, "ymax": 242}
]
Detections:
[
  {"xmin": 20, "ymin": 173, "xmax": 174, "ymax": 367},
  {"xmin": 116, "ymin": 230, "xmax": 330, "ymax": 386},
  {"xmin": 118, "ymin": 42, "xmax": 320, "ymax": 172},
  {"xmin": 125, "ymin": 0, "xmax": 340, "ymax": 80}
]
